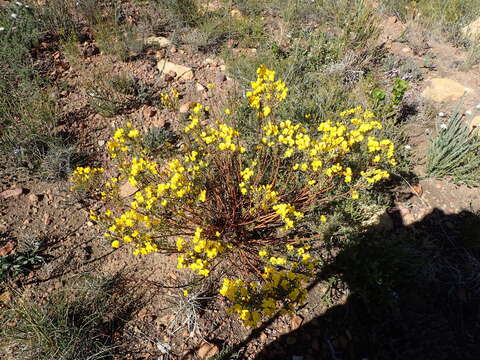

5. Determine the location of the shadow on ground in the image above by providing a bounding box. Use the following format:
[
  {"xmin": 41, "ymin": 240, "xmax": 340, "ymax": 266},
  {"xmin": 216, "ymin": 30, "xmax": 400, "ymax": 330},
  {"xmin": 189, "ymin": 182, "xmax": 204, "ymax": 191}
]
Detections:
[{"xmin": 252, "ymin": 208, "xmax": 480, "ymax": 360}]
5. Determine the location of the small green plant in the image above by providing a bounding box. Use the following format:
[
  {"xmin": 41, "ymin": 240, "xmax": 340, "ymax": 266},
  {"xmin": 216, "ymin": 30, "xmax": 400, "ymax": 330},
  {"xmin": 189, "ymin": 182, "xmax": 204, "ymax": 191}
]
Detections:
[
  {"xmin": 167, "ymin": 286, "xmax": 210, "ymax": 337},
  {"xmin": 85, "ymin": 71, "xmax": 158, "ymax": 117},
  {"xmin": 0, "ymin": 236, "xmax": 45, "ymax": 285},
  {"xmin": 370, "ymin": 78, "xmax": 409, "ymax": 122},
  {"xmin": 426, "ymin": 110, "xmax": 480, "ymax": 186},
  {"xmin": 93, "ymin": 19, "xmax": 144, "ymax": 61}
]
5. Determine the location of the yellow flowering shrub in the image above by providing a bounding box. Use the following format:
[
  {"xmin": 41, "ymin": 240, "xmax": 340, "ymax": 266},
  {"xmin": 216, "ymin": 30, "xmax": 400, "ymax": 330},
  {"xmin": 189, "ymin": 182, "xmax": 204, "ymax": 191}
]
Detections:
[{"xmin": 71, "ymin": 65, "xmax": 397, "ymax": 327}]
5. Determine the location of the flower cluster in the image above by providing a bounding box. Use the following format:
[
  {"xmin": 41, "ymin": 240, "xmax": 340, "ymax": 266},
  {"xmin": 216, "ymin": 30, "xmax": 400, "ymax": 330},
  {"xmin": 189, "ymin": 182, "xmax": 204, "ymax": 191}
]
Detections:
[
  {"xmin": 176, "ymin": 227, "xmax": 227, "ymax": 277},
  {"xmin": 160, "ymin": 88, "xmax": 179, "ymax": 110},
  {"xmin": 71, "ymin": 67, "xmax": 397, "ymax": 328},
  {"xmin": 220, "ymin": 244, "xmax": 316, "ymax": 327},
  {"xmin": 246, "ymin": 64, "xmax": 288, "ymax": 118},
  {"xmin": 70, "ymin": 166, "xmax": 104, "ymax": 193}
]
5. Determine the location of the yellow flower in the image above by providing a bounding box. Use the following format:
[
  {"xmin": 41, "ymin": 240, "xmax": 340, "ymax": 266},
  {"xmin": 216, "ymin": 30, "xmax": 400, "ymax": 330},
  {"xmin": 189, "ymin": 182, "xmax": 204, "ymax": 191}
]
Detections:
[
  {"xmin": 128, "ymin": 129, "xmax": 140, "ymax": 138},
  {"xmin": 198, "ymin": 190, "xmax": 206, "ymax": 202},
  {"xmin": 111, "ymin": 240, "xmax": 120, "ymax": 248},
  {"xmin": 320, "ymin": 215, "xmax": 327, "ymax": 223},
  {"xmin": 183, "ymin": 290, "xmax": 189, "ymax": 296}
]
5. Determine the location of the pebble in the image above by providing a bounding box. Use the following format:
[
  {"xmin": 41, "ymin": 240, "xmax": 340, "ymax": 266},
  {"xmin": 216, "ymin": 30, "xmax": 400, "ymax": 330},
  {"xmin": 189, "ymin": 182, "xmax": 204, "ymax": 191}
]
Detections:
[
  {"xmin": 0, "ymin": 187, "xmax": 25, "ymax": 199},
  {"xmin": 215, "ymin": 74, "xmax": 227, "ymax": 83},
  {"xmin": 28, "ymin": 193, "xmax": 39, "ymax": 202},
  {"xmin": 98, "ymin": 140, "xmax": 105, "ymax": 146}
]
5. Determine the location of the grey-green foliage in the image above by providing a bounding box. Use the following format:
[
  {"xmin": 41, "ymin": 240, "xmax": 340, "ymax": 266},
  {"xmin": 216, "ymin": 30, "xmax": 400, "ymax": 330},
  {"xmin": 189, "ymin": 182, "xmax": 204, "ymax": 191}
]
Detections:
[
  {"xmin": 143, "ymin": 126, "xmax": 178, "ymax": 155},
  {"xmin": 426, "ymin": 111, "xmax": 480, "ymax": 186}
]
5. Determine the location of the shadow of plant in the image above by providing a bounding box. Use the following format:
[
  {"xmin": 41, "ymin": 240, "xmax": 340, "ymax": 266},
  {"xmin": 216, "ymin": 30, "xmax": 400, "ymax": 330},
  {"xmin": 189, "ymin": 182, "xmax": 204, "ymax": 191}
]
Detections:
[{"xmin": 250, "ymin": 208, "xmax": 480, "ymax": 360}]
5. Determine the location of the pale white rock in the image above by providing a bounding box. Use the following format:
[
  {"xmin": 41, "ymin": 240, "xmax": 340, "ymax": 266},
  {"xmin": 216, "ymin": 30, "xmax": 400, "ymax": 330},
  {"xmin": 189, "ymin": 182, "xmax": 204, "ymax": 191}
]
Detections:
[
  {"xmin": 422, "ymin": 78, "xmax": 470, "ymax": 102},
  {"xmin": 195, "ymin": 82, "xmax": 206, "ymax": 92},
  {"xmin": 145, "ymin": 36, "xmax": 172, "ymax": 48},
  {"xmin": 157, "ymin": 60, "xmax": 193, "ymax": 81},
  {"xmin": 119, "ymin": 182, "xmax": 138, "ymax": 198}
]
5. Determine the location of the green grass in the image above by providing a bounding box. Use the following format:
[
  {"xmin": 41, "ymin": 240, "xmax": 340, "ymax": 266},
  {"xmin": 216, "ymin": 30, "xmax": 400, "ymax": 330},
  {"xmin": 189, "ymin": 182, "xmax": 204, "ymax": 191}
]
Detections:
[
  {"xmin": 0, "ymin": 2, "xmax": 80, "ymax": 179},
  {"xmin": 380, "ymin": 0, "xmax": 480, "ymax": 46},
  {"xmin": 0, "ymin": 275, "xmax": 133, "ymax": 360}
]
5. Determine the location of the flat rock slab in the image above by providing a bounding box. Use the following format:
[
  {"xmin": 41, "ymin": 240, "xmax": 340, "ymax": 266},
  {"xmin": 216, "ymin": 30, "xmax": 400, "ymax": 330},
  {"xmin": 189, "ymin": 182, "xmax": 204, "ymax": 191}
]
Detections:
[
  {"xmin": 422, "ymin": 78, "xmax": 471, "ymax": 103},
  {"xmin": 157, "ymin": 60, "xmax": 194, "ymax": 81},
  {"xmin": 145, "ymin": 36, "xmax": 171, "ymax": 48}
]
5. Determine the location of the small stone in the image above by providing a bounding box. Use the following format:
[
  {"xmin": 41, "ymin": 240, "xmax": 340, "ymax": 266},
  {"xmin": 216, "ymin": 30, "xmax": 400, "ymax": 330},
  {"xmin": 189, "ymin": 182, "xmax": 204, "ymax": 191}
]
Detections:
[
  {"xmin": 143, "ymin": 106, "xmax": 157, "ymax": 118},
  {"xmin": 0, "ymin": 291, "xmax": 12, "ymax": 305},
  {"xmin": 179, "ymin": 103, "xmax": 190, "ymax": 113},
  {"xmin": 28, "ymin": 193, "xmax": 39, "ymax": 202},
  {"xmin": 145, "ymin": 36, "xmax": 171, "ymax": 48},
  {"xmin": 157, "ymin": 60, "xmax": 193, "ymax": 81},
  {"xmin": 170, "ymin": 45, "xmax": 177, "ymax": 53},
  {"xmin": 0, "ymin": 241, "xmax": 15, "ymax": 256},
  {"xmin": 411, "ymin": 183, "xmax": 423, "ymax": 197},
  {"xmin": 290, "ymin": 315, "xmax": 303, "ymax": 331},
  {"xmin": 230, "ymin": 8, "xmax": 242, "ymax": 18},
  {"xmin": 119, "ymin": 182, "xmax": 138, "ymax": 198},
  {"xmin": 401, "ymin": 47, "xmax": 411, "ymax": 53},
  {"xmin": 98, "ymin": 140, "xmax": 105, "ymax": 147},
  {"xmin": 219, "ymin": 64, "xmax": 226, "ymax": 71},
  {"xmin": 195, "ymin": 82, "xmax": 206, "ymax": 92},
  {"xmin": 197, "ymin": 343, "xmax": 219, "ymax": 359},
  {"xmin": 215, "ymin": 74, "xmax": 227, "ymax": 83},
  {"xmin": 204, "ymin": 58, "xmax": 215, "ymax": 65},
  {"xmin": 151, "ymin": 118, "xmax": 166, "ymax": 128},
  {"xmin": 86, "ymin": 221, "xmax": 94, "ymax": 227},
  {"xmin": 260, "ymin": 332, "xmax": 268, "ymax": 342},
  {"xmin": 1, "ymin": 187, "xmax": 24, "ymax": 199}
]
